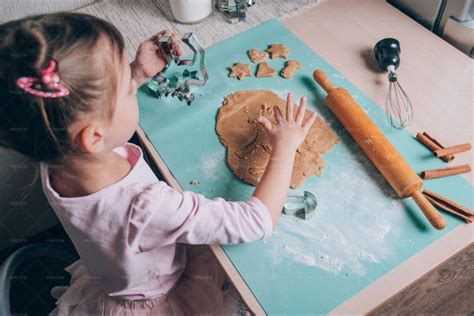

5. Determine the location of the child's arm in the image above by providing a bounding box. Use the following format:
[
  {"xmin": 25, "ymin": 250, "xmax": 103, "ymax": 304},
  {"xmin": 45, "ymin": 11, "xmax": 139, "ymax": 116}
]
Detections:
[
  {"xmin": 128, "ymin": 183, "xmax": 274, "ymax": 248},
  {"xmin": 253, "ymin": 93, "xmax": 317, "ymax": 228},
  {"xmin": 126, "ymin": 93, "xmax": 316, "ymax": 249}
]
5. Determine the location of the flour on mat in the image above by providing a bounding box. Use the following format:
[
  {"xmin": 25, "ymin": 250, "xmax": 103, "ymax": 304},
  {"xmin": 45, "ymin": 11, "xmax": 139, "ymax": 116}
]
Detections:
[
  {"xmin": 200, "ymin": 147, "xmax": 226, "ymax": 181},
  {"xmin": 264, "ymin": 140, "xmax": 404, "ymax": 277}
]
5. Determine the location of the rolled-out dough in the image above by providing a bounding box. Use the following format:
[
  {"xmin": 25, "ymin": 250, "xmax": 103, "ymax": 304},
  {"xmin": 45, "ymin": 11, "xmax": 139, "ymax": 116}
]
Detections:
[{"xmin": 216, "ymin": 90, "xmax": 339, "ymax": 188}]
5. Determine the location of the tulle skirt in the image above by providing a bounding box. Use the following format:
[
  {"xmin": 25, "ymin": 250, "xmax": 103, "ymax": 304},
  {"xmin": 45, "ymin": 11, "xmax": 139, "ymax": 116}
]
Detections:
[{"xmin": 50, "ymin": 245, "xmax": 245, "ymax": 315}]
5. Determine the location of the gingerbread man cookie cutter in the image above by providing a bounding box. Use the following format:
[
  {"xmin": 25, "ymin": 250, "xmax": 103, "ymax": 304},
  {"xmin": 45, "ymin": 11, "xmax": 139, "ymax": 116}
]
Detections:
[{"xmin": 147, "ymin": 33, "xmax": 208, "ymax": 105}]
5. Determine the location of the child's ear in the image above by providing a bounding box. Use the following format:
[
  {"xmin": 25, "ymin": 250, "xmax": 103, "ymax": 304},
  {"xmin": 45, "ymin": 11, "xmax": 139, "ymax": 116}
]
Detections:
[{"xmin": 77, "ymin": 123, "xmax": 107, "ymax": 154}]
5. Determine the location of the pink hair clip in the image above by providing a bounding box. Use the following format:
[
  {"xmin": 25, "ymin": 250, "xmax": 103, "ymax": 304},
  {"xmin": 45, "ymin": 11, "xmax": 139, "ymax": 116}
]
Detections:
[{"xmin": 16, "ymin": 60, "xmax": 70, "ymax": 98}]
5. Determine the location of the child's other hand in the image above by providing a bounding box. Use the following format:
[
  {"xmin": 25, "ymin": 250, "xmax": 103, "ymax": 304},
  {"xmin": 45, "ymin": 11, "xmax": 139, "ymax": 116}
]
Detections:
[
  {"xmin": 130, "ymin": 30, "xmax": 184, "ymax": 86},
  {"xmin": 257, "ymin": 93, "xmax": 317, "ymax": 152}
]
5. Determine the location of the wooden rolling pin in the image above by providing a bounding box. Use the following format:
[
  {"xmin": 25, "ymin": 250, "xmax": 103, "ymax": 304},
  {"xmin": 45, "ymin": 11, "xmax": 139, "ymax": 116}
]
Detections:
[{"xmin": 313, "ymin": 70, "xmax": 446, "ymax": 230}]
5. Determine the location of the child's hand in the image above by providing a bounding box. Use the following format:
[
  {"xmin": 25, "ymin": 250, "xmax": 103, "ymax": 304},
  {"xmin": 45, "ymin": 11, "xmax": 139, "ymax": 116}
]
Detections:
[
  {"xmin": 130, "ymin": 30, "xmax": 184, "ymax": 86},
  {"xmin": 257, "ymin": 93, "xmax": 317, "ymax": 152},
  {"xmin": 253, "ymin": 93, "xmax": 317, "ymax": 228}
]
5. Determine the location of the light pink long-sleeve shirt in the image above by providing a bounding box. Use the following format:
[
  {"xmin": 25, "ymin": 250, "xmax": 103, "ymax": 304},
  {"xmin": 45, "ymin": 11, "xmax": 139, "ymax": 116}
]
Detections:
[{"xmin": 40, "ymin": 142, "xmax": 272, "ymax": 300}]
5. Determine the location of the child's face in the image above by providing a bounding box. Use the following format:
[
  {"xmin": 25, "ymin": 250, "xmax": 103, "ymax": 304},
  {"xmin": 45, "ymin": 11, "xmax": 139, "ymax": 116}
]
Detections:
[{"xmin": 106, "ymin": 53, "xmax": 139, "ymax": 149}]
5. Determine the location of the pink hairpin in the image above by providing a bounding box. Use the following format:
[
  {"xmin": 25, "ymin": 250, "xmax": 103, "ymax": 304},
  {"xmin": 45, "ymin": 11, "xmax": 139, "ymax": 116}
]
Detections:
[{"xmin": 16, "ymin": 60, "xmax": 69, "ymax": 98}]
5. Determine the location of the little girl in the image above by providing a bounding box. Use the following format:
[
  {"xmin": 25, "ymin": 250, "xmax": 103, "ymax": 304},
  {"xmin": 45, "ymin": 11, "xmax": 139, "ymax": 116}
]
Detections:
[{"xmin": 0, "ymin": 12, "xmax": 317, "ymax": 315}]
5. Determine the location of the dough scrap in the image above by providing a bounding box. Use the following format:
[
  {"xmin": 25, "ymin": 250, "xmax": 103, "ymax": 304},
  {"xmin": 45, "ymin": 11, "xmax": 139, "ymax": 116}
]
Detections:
[
  {"xmin": 266, "ymin": 44, "xmax": 290, "ymax": 59},
  {"xmin": 248, "ymin": 49, "xmax": 269, "ymax": 63},
  {"xmin": 216, "ymin": 90, "xmax": 339, "ymax": 188},
  {"xmin": 228, "ymin": 63, "xmax": 251, "ymax": 80},
  {"xmin": 256, "ymin": 62, "xmax": 276, "ymax": 78},
  {"xmin": 281, "ymin": 60, "xmax": 302, "ymax": 79}
]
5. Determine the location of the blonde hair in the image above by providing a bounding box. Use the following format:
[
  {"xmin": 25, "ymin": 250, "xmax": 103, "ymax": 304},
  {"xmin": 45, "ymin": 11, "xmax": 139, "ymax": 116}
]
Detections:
[{"xmin": 0, "ymin": 12, "xmax": 125, "ymax": 163}]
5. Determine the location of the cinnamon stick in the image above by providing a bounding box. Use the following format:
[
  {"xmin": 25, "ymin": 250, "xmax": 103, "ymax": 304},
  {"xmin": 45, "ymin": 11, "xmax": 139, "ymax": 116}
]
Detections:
[
  {"xmin": 424, "ymin": 195, "xmax": 472, "ymax": 223},
  {"xmin": 434, "ymin": 143, "xmax": 471, "ymax": 158},
  {"xmin": 415, "ymin": 132, "xmax": 454, "ymax": 162},
  {"xmin": 422, "ymin": 189, "xmax": 474, "ymax": 217},
  {"xmin": 420, "ymin": 164, "xmax": 471, "ymax": 179}
]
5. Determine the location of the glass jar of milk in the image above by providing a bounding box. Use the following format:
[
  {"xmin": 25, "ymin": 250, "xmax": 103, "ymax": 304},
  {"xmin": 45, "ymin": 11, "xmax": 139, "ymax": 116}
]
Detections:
[{"xmin": 169, "ymin": 0, "xmax": 213, "ymax": 24}]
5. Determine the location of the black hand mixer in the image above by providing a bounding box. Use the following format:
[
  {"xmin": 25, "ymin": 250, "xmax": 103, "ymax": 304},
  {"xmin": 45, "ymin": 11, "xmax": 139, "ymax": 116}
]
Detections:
[{"xmin": 374, "ymin": 38, "xmax": 413, "ymax": 130}]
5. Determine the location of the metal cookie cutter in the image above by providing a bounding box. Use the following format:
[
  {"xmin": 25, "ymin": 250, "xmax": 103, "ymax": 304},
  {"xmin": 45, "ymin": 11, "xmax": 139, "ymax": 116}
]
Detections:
[
  {"xmin": 283, "ymin": 191, "xmax": 318, "ymax": 220},
  {"xmin": 148, "ymin": 33, "xmax": 208, "ymax": 105},
  {"xmin": 216, "ymin": 0, "xmax": 256, "ymax": 23}
]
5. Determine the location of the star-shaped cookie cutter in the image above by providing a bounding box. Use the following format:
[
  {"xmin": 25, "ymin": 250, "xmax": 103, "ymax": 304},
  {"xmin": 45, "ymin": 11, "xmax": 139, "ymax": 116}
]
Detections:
[{"xmin": 148, "ymin": 33, "xmax": 208, "ymax": 105}]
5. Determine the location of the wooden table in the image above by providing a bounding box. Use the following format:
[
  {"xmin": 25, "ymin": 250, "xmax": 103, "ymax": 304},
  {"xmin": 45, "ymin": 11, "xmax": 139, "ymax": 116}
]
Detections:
[
  {"xmin": 136, "ymin": 0, "xmax": 473, "ymax": 314},
  {"xmin": 283, "ymin": 1, "xmax": 473, "ymax": 313}
]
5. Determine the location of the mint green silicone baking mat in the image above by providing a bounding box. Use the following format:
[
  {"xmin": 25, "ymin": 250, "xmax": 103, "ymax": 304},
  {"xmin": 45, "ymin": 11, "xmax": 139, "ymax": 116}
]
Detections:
[{"xmin": 137, "ymin": 19, "xmax": 473, "ymax": 314}]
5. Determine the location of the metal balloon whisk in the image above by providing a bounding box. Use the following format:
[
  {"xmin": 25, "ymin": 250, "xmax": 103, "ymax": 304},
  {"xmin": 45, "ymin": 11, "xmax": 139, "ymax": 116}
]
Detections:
[{"xmin": 374, "ymin": 38, "xmax": 413, "ymax": 130}]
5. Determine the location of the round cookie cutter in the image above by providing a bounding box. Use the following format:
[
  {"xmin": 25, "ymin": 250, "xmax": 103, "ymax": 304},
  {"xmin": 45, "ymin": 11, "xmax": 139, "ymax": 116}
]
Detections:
[{"xmin": 283, "ymin": 190, "xmax": 318, "ymax": 220}]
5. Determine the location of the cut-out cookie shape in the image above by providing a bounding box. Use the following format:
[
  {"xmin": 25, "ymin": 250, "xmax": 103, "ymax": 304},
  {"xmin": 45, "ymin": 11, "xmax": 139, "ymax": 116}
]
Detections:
[
  {"xmin": 247, "ymin": 49, "xmax": 269, "ymax": 63},
  {"xmin": 228, "ymin": 63, "xmax": 251, "ymax": 80},
  {"xmin": 216, "ymin": 90, "xmax": 340, "ymax": 188},
  {"xmin": 281, "ymin": 60, "xmax": 302, "ymax": 79},
  {"xmin": 256, "ymin": 62, "xmax": 276, "ymax": 78},
  {"xmin": 266, "ymin": 44, "xmax": 290, "ymax": 59}
]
